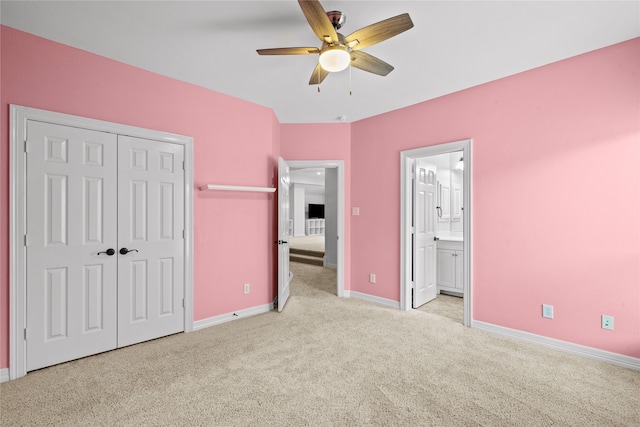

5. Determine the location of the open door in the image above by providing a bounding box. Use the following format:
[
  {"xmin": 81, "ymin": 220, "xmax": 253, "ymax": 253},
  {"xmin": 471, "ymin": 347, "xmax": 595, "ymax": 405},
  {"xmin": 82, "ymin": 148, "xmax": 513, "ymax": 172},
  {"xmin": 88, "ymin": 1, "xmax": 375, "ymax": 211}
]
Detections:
[
  {"xmin": 412, "ymin": 159, "xmax": 438, "ymax": 308},
  {"xmin": 277, "ymin": 157, "xmax": 292, "ymax": 311}
]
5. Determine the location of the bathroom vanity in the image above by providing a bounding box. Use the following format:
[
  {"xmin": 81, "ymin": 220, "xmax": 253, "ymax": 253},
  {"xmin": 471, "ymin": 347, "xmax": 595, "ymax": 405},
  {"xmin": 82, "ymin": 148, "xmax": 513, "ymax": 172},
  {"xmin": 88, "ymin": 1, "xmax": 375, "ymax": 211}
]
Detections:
[{"xmin": 436, "ymin": 238, "xmax": 464, "ymax": 296}]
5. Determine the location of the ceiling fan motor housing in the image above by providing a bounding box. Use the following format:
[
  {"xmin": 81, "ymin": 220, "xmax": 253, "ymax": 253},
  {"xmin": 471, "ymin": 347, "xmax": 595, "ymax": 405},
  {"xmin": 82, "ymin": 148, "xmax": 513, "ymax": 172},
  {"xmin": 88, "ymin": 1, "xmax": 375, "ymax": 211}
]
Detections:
[{"xmin": 326, "ymin": 11, "xmax": 346, "ymax": 30}]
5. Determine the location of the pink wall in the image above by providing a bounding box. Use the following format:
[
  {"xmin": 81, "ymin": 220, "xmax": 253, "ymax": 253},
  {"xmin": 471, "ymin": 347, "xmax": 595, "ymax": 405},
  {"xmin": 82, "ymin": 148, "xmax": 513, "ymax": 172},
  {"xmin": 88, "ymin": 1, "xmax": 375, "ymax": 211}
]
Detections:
[
  {"xmin": 351, "ymin": 38, "xmax": 640, "ymax": 357},
  {"xmin": 0, "ymin": 26, "xmax": 280, "ymax": 368},
  {"xmin": 1, "ymin": 24, "xmax": 637, "ymax": 372},
  {"xmin": 280, "ymin": 123, "xmax": 352, "ymax": 291}
]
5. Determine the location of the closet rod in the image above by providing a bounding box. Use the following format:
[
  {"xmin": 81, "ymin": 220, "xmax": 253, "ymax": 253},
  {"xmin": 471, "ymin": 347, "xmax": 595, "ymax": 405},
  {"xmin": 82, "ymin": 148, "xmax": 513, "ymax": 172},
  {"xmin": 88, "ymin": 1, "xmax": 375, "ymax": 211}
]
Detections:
[{"xmin": 199, "ymin": 184, "xmax": 276, "ymax": 193}]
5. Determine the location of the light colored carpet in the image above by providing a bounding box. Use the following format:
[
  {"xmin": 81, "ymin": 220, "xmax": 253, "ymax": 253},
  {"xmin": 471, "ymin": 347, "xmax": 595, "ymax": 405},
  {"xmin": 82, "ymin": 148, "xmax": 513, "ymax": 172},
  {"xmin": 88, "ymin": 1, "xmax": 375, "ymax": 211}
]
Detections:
[
  {"xmin": 1, "ymin": 262, "xmax": 639, "ymax": 426},
  {"xmin": 289, "ymin": 235, "xmax": 325, "ymax": 252}
]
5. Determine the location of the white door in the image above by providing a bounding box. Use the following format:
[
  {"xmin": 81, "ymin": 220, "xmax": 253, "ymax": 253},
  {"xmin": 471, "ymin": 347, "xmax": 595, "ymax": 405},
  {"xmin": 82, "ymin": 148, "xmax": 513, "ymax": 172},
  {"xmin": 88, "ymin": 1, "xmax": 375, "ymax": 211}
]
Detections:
[
  {"xmin": 412, "ymin": 159, "xmax": 438, "ymax": 308},
  {"xmin": 26, "ymin": 121, "xmax": 118, "ymax": 371},
  {"xmin": 25, "ymin": 123, "xmax": 185, "ymax": 371},
  {"xmin": 277, "ymin": 157, "xmax": 292, "ymax": 312},
  {"xmin": 117, "ymin": 135, "xmax": 185, "ymax": 347}
]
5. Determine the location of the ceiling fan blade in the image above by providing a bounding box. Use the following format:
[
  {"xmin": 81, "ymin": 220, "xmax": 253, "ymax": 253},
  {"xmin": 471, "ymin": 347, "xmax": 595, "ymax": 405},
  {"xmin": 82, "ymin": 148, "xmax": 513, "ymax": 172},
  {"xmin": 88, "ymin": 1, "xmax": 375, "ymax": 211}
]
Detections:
[
  {"xmin": 345, "ymin": 13, "xmax": 414, "ymax": 50},
  {"xmin": 350, "ymin": 51, "xmax": 394, "ymax": 76},
  {"xmin": 309, "ymin": 63, "xmax": 330, "ymax": 85},
  {"xmin": 257, "ymin": 47, "xmax": 320, "ymax": 55},
  {"xmin": 298, "ymin": 0, "xmax": 339, "ymax": 43}
]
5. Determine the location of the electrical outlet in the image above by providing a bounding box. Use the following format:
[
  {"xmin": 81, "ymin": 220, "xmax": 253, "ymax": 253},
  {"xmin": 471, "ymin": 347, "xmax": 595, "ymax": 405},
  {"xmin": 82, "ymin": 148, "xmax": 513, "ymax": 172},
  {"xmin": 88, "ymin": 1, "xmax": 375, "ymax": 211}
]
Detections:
[
  {"xmin": 369, "ymin": 274, "xmax": 376, "ymax": 284},
  {"xmin": 542, "ymin": 304, "xmax": 554, "ymax": 319},
  {"xmin": 243, "ymin": 283, "xmax": 250, "ymax": 294},
  {"xmin": 352, "ymin": 207, "xmax": 360, "ymax": 216},
  {"xmin": 602, "ymin": 315, "xmax": 614, "ymax": 330}
]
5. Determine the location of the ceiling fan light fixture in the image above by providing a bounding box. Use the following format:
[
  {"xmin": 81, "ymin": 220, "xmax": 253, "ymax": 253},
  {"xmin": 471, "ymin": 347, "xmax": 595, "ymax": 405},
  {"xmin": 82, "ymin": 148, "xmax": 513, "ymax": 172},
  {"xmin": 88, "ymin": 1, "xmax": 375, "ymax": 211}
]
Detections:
[{"xmin": 319, "ymin": 47, "xmax": 351, "ymax": 72}]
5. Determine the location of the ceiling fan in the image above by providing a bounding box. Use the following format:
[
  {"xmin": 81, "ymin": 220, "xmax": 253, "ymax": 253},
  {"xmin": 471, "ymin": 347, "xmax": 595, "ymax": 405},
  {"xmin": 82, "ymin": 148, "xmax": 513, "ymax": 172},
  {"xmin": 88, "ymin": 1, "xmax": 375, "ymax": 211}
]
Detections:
[{"xmin": 257, "ymin": 0, "xmax": 414, "ymax": 85}]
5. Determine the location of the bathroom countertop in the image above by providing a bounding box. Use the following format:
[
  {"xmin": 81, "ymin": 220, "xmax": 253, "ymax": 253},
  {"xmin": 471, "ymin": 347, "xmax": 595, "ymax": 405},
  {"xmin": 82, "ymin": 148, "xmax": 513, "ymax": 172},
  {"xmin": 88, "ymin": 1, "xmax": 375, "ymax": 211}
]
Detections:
[{"xmin": 437, "ymin": 235, "xmax": 463, "ymax": 242}]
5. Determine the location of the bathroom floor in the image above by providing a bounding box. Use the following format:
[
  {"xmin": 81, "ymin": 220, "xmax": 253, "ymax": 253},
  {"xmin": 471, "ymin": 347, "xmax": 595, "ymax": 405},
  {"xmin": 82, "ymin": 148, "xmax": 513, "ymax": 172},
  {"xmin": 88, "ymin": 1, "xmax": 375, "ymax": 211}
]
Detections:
[{"xmin": 416, "ymin": 293, "xmax": 463, "ymax": 323}]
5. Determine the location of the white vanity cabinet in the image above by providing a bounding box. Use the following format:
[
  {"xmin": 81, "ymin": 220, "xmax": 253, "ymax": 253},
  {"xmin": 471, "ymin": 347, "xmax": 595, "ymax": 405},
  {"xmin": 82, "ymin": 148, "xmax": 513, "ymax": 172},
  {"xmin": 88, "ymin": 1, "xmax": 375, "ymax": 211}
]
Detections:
[{"xmin": 437, "ymin": 240, "xmax": 463, "ymax": 295}]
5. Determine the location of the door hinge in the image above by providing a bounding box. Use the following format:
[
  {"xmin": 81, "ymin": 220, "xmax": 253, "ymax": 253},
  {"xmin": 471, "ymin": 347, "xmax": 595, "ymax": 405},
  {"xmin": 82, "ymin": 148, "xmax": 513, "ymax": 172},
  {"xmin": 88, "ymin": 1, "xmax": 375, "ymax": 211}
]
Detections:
[
  {"xmin": 182, "ymin": 230, "xmax": 185, "ymax": 239},
  {"xmin": 182, "ymin": 161, "xmax": 185, "ymax": 170},
  {"xmin": 182, "ymin": 298, "xmax": 185, "ymax": 308},
  {"xmin": 24, "ymin": 328, "xmax": 27, "ymax": 340},
  {"xmin": 24, "ymin": 140, "xmax": 28, "ymax": 153},
  {"xmin": 24, "ymin": 235, "xmax": 28, "ymax": 247}
]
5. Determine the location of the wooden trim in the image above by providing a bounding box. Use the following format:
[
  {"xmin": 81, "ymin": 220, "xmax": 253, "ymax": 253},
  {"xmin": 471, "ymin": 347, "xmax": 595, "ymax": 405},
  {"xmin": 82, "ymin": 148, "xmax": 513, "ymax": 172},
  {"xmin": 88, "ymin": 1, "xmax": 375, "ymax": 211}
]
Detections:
[
  {"xmin": 0, "ymin": 368, "xmax": 9, "ymax": 383},
  {"xmin": 472, "ymin": 321, "xmax": 640, "ymax": 370},
  {"xmin": 349, "ymin": 291, "xmax": 400, "ymax": 309},
  {"xmin": 192, "ymin": 303, "xmax": 273, "ymax": 330}
]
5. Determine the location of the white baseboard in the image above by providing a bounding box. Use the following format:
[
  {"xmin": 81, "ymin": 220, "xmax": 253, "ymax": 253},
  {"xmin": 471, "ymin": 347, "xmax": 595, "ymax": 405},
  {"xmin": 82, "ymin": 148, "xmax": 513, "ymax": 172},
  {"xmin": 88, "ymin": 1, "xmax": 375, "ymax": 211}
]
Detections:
[
  {"xmin": 0, "ymin": 368, "xmax": 9, "ymax": 383},
  {"xmin": 472, "ymin": 320, "xmax": 640, "ymax": 371},
  {"xmin": 324, "ymin": 261, "xmax": 337, "ymax": 268},
  {"xmin": 193, "ymin": 303, "xmax": 273, "ymax": 331},
  {"xmin": 348, "ymin": 291, "xmax": 400, "ymax": 309}
]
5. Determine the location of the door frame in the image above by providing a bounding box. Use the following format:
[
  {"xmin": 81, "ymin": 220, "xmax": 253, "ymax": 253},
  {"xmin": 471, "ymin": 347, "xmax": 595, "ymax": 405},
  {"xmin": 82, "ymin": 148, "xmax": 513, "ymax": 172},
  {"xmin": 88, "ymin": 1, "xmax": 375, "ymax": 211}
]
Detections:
[
  {"xmin": 9, "ymin": 105, "xmax": 195, "ymax": 380},
  {"xmin": 400, "ymin": 139, "xmax": 472, "ymax": 326},
  {"xmin": 286, "ymin": 160, "xmax": 345, "ymax": 297}
]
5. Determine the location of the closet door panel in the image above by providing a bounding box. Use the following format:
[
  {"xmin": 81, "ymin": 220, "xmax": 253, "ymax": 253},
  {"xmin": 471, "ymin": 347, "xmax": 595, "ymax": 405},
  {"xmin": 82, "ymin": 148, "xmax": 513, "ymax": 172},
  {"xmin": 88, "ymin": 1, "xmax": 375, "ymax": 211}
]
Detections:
[
  {"xmin": 26, "ymin": 121, "xmax": 118, "ymax": 372},
  {"xmin": 117, "ymin": 135, "xmax": 185, "ymax": 347}
]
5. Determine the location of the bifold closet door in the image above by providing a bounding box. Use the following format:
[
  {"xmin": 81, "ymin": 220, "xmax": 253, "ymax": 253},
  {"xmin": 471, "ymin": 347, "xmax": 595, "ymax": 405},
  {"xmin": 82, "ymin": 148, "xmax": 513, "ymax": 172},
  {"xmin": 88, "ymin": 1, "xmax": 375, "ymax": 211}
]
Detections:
[
  {"xmin": 26, "ymin": 121, "xmax": 118, "ymax": 371},
  {"xmin": 117, "ymin": 135, "xmax": 185, "ymax": 347}
]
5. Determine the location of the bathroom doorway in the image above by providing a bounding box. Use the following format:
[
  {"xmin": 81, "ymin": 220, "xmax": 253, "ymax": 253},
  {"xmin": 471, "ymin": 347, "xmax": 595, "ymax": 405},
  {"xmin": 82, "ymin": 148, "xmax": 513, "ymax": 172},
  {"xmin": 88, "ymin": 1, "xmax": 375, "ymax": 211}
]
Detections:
[{"xmin": 400, "ymin": 140, "xmax": 472, "ymax": 326}]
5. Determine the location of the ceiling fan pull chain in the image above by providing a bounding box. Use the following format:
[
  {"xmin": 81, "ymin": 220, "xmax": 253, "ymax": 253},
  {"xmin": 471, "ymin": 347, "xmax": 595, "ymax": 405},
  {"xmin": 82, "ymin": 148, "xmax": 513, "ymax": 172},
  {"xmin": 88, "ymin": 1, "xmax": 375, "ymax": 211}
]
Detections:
[{"xmin": 349, "ymin": 61, "xmax": 352, "ymax": 96}]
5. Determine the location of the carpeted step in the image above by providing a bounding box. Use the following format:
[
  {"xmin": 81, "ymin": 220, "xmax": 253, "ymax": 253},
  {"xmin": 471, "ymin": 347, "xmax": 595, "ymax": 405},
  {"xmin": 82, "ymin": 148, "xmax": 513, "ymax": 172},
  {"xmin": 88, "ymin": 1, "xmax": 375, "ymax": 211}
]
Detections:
[
  {"xmin": 290, "ymin": 248, "xmax": 324, "ymax": 258},
  {"xmin": 290, "ymin": 253, "xmax": 324, "ymax": 266}
]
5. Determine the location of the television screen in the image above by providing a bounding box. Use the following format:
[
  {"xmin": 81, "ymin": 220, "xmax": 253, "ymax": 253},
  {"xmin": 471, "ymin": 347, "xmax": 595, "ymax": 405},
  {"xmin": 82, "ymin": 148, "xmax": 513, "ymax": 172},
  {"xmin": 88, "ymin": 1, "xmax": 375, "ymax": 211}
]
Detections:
[{"xmin": 308, "ymin": 204, "xmax": 325, "ymax": 219}]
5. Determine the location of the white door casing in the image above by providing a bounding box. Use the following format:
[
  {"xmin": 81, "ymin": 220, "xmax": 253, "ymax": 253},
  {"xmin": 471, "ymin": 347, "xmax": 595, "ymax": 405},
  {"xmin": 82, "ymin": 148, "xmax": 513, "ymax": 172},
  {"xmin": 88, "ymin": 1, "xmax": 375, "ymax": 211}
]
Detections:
[
  {"xmin": 10, "ymin": 105, "xmax": 194, "ymax": 380},
  {"xmin": 25, "ymin": 121, "xmax": 119, "ymax": 371},
  {"xmin": 117, "ymin": 135, "xmax": 185, "ymax": 347},
  {"xmin": 277, "ymin": 157, "xmax": 292, "ymax": 312},
  {"xmin": 412, "ymin": 159, "xmax": 438, "ymax": 308}
]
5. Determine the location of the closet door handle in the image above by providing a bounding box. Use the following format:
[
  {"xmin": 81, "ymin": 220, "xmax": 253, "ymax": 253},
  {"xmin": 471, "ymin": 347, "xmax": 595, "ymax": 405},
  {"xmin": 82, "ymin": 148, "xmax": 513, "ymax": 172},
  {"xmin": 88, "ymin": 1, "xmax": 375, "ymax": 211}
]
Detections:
[
  {"xmin": 120, "ymin": 248, "xmax": 139, "ymax": 255},
  {"xmin": 98, "ymin": 248, "xmax": 115, "ymax": 256}
]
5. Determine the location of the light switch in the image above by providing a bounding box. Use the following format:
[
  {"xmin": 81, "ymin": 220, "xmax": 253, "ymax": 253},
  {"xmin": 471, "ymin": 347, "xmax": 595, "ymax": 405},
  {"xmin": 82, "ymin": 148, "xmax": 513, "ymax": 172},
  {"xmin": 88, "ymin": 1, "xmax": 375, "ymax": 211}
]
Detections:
[{"xmin": 352, "ymin": 207, "xmax": 360, "ymax": 216}]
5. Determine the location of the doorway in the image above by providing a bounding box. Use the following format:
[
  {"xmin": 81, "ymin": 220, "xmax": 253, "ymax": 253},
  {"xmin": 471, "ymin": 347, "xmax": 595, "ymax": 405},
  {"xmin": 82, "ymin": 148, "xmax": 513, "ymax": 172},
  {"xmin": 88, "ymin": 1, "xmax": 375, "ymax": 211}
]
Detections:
[
  {"xmin": 280, "ymin": 160, "xmax": 345, "ymax": 299},
  {"xmin": 400, "ymin": 140, "xmax": 472, "ymax": 326},
  {"xmin": 9, "ymin": 105, "xmax": 194, "ymax": 380},
  {"xmin": 288, "ymin": 167, "xmax": 336, "ymax": 268}
]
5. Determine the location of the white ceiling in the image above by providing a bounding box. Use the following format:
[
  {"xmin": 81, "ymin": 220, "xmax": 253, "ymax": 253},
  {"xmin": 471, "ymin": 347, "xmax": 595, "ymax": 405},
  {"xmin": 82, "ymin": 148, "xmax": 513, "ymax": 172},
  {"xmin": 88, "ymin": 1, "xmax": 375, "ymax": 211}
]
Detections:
[
  {"xmin": 428, "ymin": 151, "xmax": 463, "ymax": 172},
  {"xmin": 290, "ymin": 168, "xmax": 326, "ymax": 186},
  {"xmin": 2, "ymin": 1, "xmax": 638, "ymax": 123}
]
